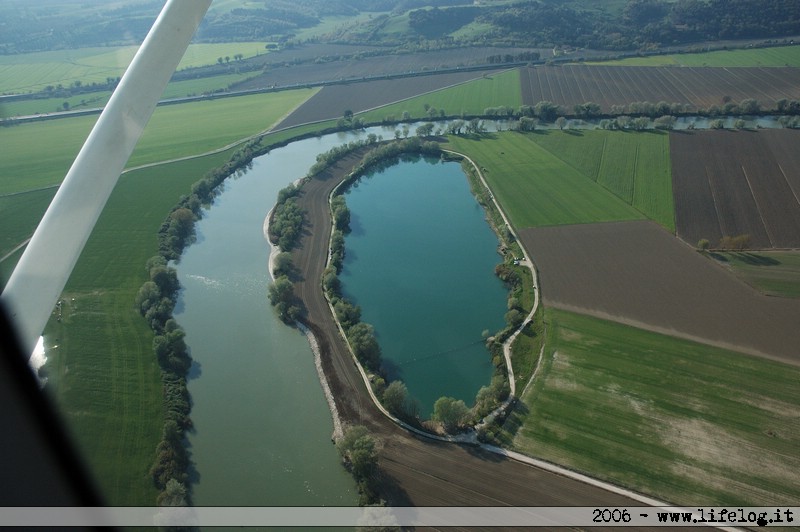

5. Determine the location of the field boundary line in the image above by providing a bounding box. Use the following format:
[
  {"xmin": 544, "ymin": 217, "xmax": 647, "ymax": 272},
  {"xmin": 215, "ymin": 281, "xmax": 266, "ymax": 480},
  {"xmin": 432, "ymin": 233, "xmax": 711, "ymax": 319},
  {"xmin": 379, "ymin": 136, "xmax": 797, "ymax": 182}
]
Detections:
[
  {"xmin": 740, "ymin": 165, "xmax": 775, "ymax": 247},
  {"xmin": 0, "ymin": 237, "xmax": 32, "ymax": 263},
  {"xmin": 704, "ymin": 165, "xmax": 726, "ymax": 239},
  {"xmin": 778, "ymin": 163, "xmax": 800, "ymax": 210}
]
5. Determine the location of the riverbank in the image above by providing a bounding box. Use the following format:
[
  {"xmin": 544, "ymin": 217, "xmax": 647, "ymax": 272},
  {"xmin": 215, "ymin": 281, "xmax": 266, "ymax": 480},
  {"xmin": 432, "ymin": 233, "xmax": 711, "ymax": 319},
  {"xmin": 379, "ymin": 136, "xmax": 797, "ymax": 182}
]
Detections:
[{"xmin": 264, "ymin": 213, "xmax": 345, "ymax": 442}]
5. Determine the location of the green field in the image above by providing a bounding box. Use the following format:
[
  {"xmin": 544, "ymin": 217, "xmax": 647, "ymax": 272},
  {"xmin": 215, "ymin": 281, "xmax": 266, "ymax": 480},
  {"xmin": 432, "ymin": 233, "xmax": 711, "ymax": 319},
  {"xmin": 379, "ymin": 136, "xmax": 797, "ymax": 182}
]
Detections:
[
  {"xmin": 0, "ymin": 42, "xmax": 272, "ymax": 94},
  {"xmin": 44, "ymin": 151, "xmax": 232, "ymax": 504},
  {"xmin": 510, "ymin": 308, "xmax": 800, "ymax": 506},
  {"xmin": 0, "ymin": 88, "xmax": 317, "ymax": 196},
  {"xmin": 712, "ymin": 251, "xmax": 800, "ymax": 298},
  {"xmin": 358, "ymin": 69, "xmax": 522, "ymax": 123},
  {"xmin": 2, "ymin": 72, "xmax": 258, "ymax": 118},
  {"xmin": 446, "ymin": 131, "xmax": 645, "ymax": 228},
  {"xmin": 597, "ymin": 44, "xmax": 800, "ymax": 67},
  {"xmin": 529, "ymin": 130, "xmax": 675, "ymax": 231}
]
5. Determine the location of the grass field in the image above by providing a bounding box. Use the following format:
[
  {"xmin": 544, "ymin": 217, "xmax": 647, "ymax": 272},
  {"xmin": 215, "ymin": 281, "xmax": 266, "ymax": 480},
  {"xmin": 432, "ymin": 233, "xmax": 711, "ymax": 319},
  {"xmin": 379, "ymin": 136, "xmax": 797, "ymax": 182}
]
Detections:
[
  {"xmin": 2, "ymin": 73, "xmax": 259, "ymax": 118},
  {"xmin": 596, "ymin": 44, "xmax": 800, "ymax": 67},
  {"xmin": 446, "ymin": 131, "xmax": 645, "ymax": 228},
  {"xmin": 0, "ymin": 88, "xmax": 317, "ymax": 196},
  {"xmin": 0, "ymin": 42, "xmax": 272, "ymax": 94},
  {"xmin": 0, "ymin": 188, "xmax": 56, "ymax": 265},
  {"xmin": 712, "ymin": 251, "xmax": 800, "ymax": 298},
  {"xmin": 529, "ymin": 130, "xmax": 675, "ymax": 231},
  {"xmin": 509, "ymin": 308, "xmax": 800, "ymax": 506},
  {"xmin": 44, "ymin": 151, "xmax": 232, "ymax": 505},
  {"xmin": 358, "ymin": 69, "xmax": 521, "ymax": 123}
]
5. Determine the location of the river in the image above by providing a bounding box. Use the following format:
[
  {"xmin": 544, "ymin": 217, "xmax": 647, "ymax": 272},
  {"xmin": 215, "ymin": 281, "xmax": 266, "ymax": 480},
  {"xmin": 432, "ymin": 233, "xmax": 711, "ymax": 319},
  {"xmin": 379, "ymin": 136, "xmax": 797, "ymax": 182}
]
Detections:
[{"xmin": 173, "ymin": 133, "xmax": 376, "ymax": 506}]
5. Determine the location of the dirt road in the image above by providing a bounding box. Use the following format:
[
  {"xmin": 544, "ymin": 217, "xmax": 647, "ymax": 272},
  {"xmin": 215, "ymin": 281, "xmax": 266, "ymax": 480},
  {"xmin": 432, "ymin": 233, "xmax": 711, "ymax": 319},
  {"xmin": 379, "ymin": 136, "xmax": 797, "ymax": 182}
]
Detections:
[{"xmin": 286, "ymin": 149, "xmax": 648, "ymax": 509}]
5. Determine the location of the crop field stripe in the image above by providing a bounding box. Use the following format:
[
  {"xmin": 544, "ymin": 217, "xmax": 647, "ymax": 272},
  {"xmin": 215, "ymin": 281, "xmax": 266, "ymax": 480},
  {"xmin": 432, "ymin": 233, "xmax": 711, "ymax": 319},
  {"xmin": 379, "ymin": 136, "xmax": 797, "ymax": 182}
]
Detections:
[{"xmin": 514, "ymin": 307, "xmax": 800, "ymax": 506}]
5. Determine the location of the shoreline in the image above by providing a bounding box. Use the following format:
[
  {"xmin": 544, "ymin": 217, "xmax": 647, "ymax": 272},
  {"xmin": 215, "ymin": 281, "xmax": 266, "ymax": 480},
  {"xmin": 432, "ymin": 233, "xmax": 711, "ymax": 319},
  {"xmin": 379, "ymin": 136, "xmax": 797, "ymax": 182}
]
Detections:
[{"xmin": 264, "ymin": 209, "xmax": 345, "ymax": 442}]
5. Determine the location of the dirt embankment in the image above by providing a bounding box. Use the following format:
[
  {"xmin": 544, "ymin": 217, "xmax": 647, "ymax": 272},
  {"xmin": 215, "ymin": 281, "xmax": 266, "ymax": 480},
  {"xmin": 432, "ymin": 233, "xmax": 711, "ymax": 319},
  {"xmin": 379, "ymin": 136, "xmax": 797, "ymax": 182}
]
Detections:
[{"xmin": 285, "ymin": 147, "xmax": 643, "ymax": 507}]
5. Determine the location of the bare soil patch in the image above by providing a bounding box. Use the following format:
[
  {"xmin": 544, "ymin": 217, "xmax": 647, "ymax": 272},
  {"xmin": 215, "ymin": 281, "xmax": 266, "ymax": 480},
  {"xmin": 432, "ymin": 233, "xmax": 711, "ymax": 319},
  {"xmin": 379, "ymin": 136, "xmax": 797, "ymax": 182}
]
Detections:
[
  {"xmin": 520, "ymin": 65, "xmax": 800, "ymax": 111},
  {"xmin": 671, "ymin": 129, "xmax": 800, "ymax": 249},
  {"xmin": 519, "ymin": 220, "xmax": 800, "ymax": 364},
  {"xmin": 288, "ymin": 147, "xmax": 642, "ymax": 506}
]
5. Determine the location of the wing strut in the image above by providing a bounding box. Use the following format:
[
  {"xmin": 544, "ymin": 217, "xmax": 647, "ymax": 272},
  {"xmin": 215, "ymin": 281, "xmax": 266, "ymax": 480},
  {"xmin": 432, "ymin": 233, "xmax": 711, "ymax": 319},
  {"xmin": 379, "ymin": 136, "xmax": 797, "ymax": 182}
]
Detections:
[{"xmin": 2, "ymin": 0, "xmax": 212, "ymax": 357}]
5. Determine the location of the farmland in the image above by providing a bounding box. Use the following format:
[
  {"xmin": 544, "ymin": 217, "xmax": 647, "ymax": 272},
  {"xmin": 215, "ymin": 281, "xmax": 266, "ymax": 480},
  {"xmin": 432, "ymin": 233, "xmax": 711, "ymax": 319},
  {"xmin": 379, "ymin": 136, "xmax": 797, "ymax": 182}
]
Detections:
[
  {"xmin": 512, "ymin": 307, "xmax": 800, "ymax": 506},
  {"xmin": 356, "ymin": 68, "xmax": 522, "ymax": 123},
  {"xmin": 2, "ymin": 73, "xmax": 258, "ymax": 118},
  {"xmin": 274, "ymin": 70, "xmax": 505, "ymax": 129},
  {"xmin": 671, "ymin": 129, "xmax": 800, "ymax": 249},
  {"xmin": 520, "ymin": 65, "xmax": 800, "ymax": 112},
  {"xmin": 597, "ymin": 44, "xmax": 800, "ymax": 68},
  {"xmin": 517, "ymin": 220, "xmax": 800, "ymax": 364},
  {"xmin": 0, "ymin": 88, "xmax": 316, "ymax": 195},
  {"xmin": 445, "ymin": 133, "xmax": 644, "ymax": 228},
  {"xmin": 0, "ymin": 88, "xmax": 318, "ymax": 283},
  {"xmin": 523, "ymin": 130, "xmax": 674, "ymax": 230},
  {"xmin": 4, "ymin": 11, "xmax": 800, "ymax": 511},
  {"xmin": 0, "ymin": 42, "xmax": 272, "ymax": 94}
]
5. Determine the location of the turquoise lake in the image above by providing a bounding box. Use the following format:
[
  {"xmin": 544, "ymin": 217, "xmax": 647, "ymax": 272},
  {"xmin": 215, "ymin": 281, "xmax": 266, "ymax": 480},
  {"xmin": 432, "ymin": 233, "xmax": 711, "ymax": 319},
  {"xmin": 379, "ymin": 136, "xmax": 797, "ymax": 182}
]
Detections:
[{"xmin": 339, "ymin": 156, "xmax": 508, "ymax": 417}]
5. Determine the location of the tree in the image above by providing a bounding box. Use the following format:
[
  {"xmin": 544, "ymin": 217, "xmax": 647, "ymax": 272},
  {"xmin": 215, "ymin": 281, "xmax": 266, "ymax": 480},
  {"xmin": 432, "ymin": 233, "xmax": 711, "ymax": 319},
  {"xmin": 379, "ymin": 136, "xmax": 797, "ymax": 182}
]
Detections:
[
  {"xmin": 157, "ymin": 478, "xmax": 188, "ymax": 506},
  {"xmin": 555, "ymin": 116, "xmax": 567, "ymax": 130},
  {"xmin": 272, "ymin": 251, "xmax": 294, "ymax": 277},
  {"xmin": 415, "ymin": 123, "xmax": 435, "ymax": 137},
  {"xmin": 517, "ymin": 116, "xmax": 537, "ymax": 132},
  {"xmin": 697, "ymin": 238, "xmax": 710, "ymax": 252},
  {"xmin": 653, "ymin": 115, "xmax": 676, "ymax": 130},
  {"xmin": 347, "ymin": 322, "xmax": 381, "ymax": 370},
  {"xmin": 534, "ymin": 100, "xmax": 559, "ymax": 122},
  {"xmin": 336, "ymin": 425, "xmax": 378, "ymax": 482},
  {"xmin": 382, "ymin": 380, "xmax": 410, "ymax": 417},
  {"xmin": 432, "ymin": 396, "xmax": 468, "ymax": 433}
]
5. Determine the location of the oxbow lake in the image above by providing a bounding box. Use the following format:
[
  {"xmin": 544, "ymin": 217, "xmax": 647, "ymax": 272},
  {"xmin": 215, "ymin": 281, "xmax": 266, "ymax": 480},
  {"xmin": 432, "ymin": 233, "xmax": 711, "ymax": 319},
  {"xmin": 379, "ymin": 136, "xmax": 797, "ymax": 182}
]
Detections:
[{"xmin": 339, "ymin": 156, "xmax": 508, "ymax": 417}]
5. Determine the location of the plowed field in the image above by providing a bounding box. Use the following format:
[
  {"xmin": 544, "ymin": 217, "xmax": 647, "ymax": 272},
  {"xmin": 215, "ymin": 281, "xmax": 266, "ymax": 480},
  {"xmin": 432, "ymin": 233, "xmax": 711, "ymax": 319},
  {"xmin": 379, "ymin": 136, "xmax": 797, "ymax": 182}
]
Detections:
[
  {"xmin": 520, "ymin": 65, "xmax": 800, "ymax": 111},
  {"xmin": 519, "ymin": 220, "xmax": 800, "ymax": 365},
  {"xmin": 671, "ymin": 129, "xmax": 800, "ymax": 249}
]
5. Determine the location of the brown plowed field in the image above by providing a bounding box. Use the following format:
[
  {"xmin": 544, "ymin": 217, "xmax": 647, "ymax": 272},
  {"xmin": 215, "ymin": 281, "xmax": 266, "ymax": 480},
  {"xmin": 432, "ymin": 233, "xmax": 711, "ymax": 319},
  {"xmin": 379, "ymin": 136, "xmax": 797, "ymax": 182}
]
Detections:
[
  {"xmin": 518, "ymin": 220, "xmax": 800, "ymax": 365},
  {"xmin": 671, "ymin": 129, "xmax": 800, "ymax": 249},
  {"xmin": 275, "ymin": 70, "xmax": 502, "ymax": 129},
  {"xmin": 288, "ymin": 150, "xmax": 644, "ymax": 507},
  {"xmin": 520, "ymin": 65, "xmax": 800, "ymax": 111}
]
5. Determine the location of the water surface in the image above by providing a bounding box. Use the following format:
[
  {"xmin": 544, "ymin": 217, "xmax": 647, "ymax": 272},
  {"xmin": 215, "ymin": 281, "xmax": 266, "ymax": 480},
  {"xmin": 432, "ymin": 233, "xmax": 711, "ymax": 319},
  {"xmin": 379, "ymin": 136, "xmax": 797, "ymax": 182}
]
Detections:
[{"xmin": 340, "ymin": 157, "xmax": 507, "ymax": 417}]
